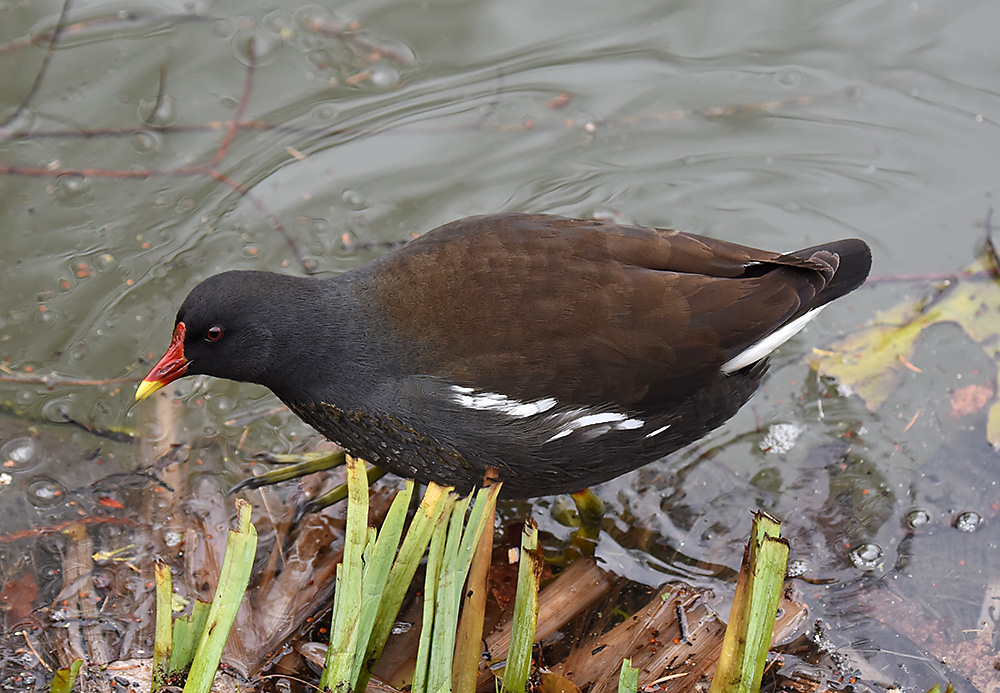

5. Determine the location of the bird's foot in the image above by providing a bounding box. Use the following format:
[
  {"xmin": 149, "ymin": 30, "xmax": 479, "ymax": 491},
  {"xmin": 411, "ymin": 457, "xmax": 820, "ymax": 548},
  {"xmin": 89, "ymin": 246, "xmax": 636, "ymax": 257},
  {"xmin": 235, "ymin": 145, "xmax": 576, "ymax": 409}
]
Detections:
[
  {"xmin": 227, "ymin": 448, "xmax": 388, "ymax": 520},
  {"xmin": 227, "ymin": 449, "xmax": 348, "ymax": 494},
  {"xmin": 293, "ymin": 465, "xmax": 389, "ymax": 522},
  {"xmin": 548, "ymin": 488, "xmax": 606, "ymax": 565}
]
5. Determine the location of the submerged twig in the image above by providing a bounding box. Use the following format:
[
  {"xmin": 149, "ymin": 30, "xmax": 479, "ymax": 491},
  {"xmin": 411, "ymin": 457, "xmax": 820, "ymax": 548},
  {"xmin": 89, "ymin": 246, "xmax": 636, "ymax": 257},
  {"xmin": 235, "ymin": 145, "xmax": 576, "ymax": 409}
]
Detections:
[{"xmin": 0, "ymin": 0, "xmax": 74, "ymax": 131}]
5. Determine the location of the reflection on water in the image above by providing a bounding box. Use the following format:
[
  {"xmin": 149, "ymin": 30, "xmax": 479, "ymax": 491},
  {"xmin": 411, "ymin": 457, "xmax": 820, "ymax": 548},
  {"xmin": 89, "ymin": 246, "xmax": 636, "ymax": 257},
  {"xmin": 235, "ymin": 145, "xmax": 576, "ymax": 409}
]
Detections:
[{"xmin": 2, "ymin": 0, "xmax": 1000, "ymax": 690}]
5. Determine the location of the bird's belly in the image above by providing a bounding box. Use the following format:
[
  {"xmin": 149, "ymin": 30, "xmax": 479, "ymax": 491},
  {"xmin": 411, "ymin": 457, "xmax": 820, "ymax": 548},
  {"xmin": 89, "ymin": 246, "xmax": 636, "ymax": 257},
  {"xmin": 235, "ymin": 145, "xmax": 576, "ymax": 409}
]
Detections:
[{"xmin": 281, "ymin": 363, "xmax": 766, "ymax": 498}]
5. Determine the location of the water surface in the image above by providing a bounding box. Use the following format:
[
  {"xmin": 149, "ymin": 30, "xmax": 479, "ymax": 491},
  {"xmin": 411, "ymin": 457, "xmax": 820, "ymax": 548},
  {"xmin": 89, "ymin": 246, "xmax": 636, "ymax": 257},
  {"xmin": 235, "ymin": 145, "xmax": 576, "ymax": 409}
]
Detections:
[{"xmin": 2, "ymin": 0, "xmax": 999, "ymax": 690}]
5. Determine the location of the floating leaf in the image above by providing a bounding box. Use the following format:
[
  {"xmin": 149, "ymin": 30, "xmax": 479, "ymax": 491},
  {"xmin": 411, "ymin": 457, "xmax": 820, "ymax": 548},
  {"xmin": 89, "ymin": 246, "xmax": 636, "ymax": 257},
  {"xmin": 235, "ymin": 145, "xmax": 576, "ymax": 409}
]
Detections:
[{"xmin": 811, "ymin": 257, "xmax": 1000, "ymax": 445}]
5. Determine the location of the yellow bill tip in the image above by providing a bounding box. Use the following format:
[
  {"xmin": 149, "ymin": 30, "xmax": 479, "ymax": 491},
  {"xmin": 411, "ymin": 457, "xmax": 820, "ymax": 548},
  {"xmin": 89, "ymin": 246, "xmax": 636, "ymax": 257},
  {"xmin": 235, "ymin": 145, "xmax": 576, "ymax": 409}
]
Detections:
[{"xmin": 135, "ymin": 379, "xmax": 165, "ymax": 402}]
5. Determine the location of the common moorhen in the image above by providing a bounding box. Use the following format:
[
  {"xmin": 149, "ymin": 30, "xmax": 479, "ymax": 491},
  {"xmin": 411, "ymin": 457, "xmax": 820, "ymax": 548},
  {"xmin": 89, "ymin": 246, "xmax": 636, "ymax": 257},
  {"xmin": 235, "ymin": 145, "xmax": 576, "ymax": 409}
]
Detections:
[{"xmin": 136, "ymin": 214, "xmax": 871, "ymax": 497}]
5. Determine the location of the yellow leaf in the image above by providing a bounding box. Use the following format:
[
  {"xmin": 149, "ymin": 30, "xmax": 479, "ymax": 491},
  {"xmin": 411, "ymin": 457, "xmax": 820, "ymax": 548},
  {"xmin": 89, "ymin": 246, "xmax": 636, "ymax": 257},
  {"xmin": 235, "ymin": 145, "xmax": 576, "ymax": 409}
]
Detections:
[{"xmin": 811, "ymin": 257, "xmax": 1000, "ymax": 420}]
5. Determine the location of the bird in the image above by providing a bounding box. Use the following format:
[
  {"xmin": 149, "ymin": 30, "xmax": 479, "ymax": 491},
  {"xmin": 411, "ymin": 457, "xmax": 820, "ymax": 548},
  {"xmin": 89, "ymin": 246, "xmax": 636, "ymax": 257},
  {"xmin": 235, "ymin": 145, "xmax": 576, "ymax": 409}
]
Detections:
[{"xmin": 135, "ymin": 213, "xmax": 871, "ymax": 498}]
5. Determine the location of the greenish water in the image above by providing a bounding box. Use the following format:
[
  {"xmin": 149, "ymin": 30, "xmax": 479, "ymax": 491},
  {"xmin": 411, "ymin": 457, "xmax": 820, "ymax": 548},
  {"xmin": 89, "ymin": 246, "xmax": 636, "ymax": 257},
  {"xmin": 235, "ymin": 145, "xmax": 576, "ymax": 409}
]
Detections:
[{"xmin": 2, "ymin": 0, "xmax": 1000, "ymax": 690}]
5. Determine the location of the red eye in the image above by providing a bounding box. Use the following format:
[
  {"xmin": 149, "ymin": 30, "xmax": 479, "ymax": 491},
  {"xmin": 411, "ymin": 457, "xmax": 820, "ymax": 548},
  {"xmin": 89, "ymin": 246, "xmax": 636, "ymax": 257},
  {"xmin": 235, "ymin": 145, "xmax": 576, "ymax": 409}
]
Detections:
[{"xmin": 206, "ymin": 326, "xmax": 224, "ymax": 342}]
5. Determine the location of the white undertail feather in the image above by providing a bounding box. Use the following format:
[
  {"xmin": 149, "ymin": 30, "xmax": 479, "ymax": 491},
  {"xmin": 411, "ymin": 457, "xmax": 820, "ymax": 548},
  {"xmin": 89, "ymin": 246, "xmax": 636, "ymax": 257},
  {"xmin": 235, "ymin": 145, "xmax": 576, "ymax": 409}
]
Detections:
[{"xmin": 720, "ymin": 306, "xmax": 825, "ymax": 373}]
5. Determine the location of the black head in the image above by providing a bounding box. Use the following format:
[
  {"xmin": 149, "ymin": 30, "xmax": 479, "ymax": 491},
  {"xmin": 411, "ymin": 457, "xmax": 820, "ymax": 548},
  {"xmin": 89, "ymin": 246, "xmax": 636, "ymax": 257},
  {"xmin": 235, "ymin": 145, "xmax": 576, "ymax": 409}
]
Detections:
[
  {"xmin": 175, "ymin": 271, "xmax": 280, "ymax": 382},
  {"xmin": 136, "ymin": 270, "xmax": 305, "ymax": 399}
]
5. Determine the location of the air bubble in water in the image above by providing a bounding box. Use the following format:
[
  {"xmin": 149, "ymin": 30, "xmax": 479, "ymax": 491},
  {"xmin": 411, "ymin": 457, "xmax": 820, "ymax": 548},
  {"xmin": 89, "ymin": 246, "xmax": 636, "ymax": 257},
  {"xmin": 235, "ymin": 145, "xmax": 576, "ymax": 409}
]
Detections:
[
  {"xmin": 132, "ymin": 130, "xmax": 162, "ymax": 154},
  {"xmin": 1, "ymin": 436, "xmax": 42, "ymax": 471},
  {"xmin": 232, "ymin": 28, "xmax": 280, "ymax": 66},
  {"xmin": 28, "ymin": 477, "xmax": 67, "ymax": 507},
  {"xmin": 41, "ymin": 398, "xmax": 72, "ymax": 424},
  {"xmin": 54, "ymin": 173, "xmax": 91, "ymax": 202},
  {"xmin": 138, "ymin": 95, "xmax": 177, "ymax": 128},
  {"xmin": 849, "ymin": 543, "xmax": 882, "ymax": 571},
  {"xmin": 953, "ymin": 511, "xmax": 982, "ymax": 533},
  {"xmin": 903, "ymin": 509, "xmax": 931, "ymax": 530}
]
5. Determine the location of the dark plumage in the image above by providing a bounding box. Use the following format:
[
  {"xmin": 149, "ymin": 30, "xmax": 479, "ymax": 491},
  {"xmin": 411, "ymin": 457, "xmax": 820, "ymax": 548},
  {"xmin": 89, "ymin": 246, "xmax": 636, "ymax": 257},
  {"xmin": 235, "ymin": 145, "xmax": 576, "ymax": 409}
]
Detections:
[{"xmin": 137, "ymin": 213, "xmax": 871, "ymax": 497}]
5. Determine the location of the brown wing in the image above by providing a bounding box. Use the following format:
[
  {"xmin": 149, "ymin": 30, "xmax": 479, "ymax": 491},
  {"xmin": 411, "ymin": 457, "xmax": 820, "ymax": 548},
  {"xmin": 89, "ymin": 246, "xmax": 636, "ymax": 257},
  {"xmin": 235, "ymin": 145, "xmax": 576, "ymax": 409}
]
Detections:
[{"xmin": 364, "ymin": 214, "xmax": 842, "ymax": 406}]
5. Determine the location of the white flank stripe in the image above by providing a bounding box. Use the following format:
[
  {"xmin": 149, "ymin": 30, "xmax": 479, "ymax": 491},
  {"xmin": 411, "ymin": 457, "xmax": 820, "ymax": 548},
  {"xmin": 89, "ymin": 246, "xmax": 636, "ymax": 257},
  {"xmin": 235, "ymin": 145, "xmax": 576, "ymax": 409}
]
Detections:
[
  {"xmin": 507, "ymin": 398, "xmax": 558, "ymax": 417},
  {"xmin": 573, "ymin": 412, "xmax": 631, "ymax": 428},
  {"xmin": 451, "ymin": 386, "xmax": 557, "ymax": 418},
  {"xmin": 721, "ymin": 306, "xmax": 825, "ymax": 373},
  {"xmin": 645, "ymin": 424, "xmax": 671, "ymax": 438},
  {"xmin": 545, "ymin": 410, "xmax": 645, "ymax": 443}
]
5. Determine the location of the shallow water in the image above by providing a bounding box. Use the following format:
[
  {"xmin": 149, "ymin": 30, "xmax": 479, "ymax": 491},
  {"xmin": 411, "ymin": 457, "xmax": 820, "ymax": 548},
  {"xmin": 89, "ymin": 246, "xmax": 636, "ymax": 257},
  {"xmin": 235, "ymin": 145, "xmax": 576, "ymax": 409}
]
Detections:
[{"xmin": 2, "ymin": 0, "xmax": 999, "ymax": 690}]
